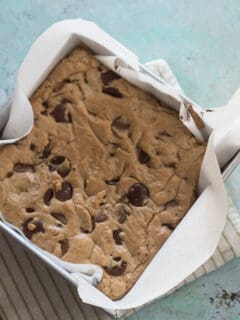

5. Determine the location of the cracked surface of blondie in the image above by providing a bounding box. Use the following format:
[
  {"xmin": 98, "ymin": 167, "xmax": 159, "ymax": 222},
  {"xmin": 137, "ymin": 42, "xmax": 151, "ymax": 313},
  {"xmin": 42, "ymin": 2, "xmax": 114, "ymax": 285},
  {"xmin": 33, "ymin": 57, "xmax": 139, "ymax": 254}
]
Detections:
[{"xmin": 0, "ymin": 47, "xmax": 206, "ymax": 300}]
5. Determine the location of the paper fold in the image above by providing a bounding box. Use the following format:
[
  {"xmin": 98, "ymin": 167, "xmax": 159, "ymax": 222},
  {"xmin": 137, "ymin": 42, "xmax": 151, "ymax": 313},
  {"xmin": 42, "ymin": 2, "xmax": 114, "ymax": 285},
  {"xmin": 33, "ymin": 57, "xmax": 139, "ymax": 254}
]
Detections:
[{"xmin": 0, "ymin": 19, "xmax": 240, "ymax": 312}]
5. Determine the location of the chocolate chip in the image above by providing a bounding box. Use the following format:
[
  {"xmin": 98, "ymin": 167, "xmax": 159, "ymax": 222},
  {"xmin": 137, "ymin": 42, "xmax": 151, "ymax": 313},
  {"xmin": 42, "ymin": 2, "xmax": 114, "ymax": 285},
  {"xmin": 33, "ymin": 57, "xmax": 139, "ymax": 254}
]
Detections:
[
  {"xmin": 22, "ymin": 218, "xmax": 45, "ymax": 239},
  {"xmin": 81, "ymin": 228, "xmax": 90, "ymax": 234},
  {"xmin": 26, "ymin": 208, "xmax": 35, "ymax": 213},
  {"xmin": 127, "ymin": 183, "xmax": 149, "ymax": 207},
  {"xmin": 98, "ymin": 65, "xmax": 104, "ymax": 72},
  {"xmin": 30, "ymin": 144, "xmax": 36, "ymax": 151},
  {"xmin": 105, "ymin": 177, "xmax": 120, "ymax": 185},
  {"xmin": 48, "ymin": 164, "xmax": 56, "ymax": 172},
  {"xmin": 50, "ymin": 156, "xmax": 65, "ymax": 165},
  {"xmin": 57, "ymin": 166, "xmax": 71, "ymax": 178},
  {"xmin": 113, "ymin": 228, "xmax": 123, "ymax": 245},
  {"xmin": 6, "ymin": 172, "xmax": 13, "ymax": 178},
  {"xmin": 112, "ymin": 116, "xmax": 130, "ymax": 131},
  {"xmin": 42, "ymin": 101, "xmax": 49, "ymax": 108},
  {"xmin": 113, "ymin": 256, "xmax": 122, "ymax": 262},
  {"xmin": 48, "ymin": 156, "xmax": 71, "ymax": 178},
  {"xmin": 41, "ymin": 110, "xmax": 48, "ymax": 116},
  {"xmin": 40, "ymin": 143, "xmax": 51, "ymax": 159},
  {"xmin": 44, "ymin": 188, "xmax": 53, "ymax": 206},
  {"xmin": 104, "ymin": 260, "xmax": 127, "ymax": 276},
  {"xmin": 58, "ymin": 239, "xmax": 69, "ymax": 256},
  {"xmin": 95, "ymin": 212, "xmax": 108, "ymax": 223},
  {"xmin": 55, "ymin": 182, "xmax": 73, "ymax": 202},
  {"xmin": 101, "ymin": 71, "xmax": 121, "ymax": 85},
  {"xmin": 50, "ymin": 212, "xmax": 67, "ymax": 225},
  {"xmin": 165, "ymin": 200, "xmax": 178, "ymax": 209},
  {"xmin": 102, "ymin": 87, "xmax": 123, "ymax": 98},
  {"xmin": 51, "ymin": 104, "xmax": 72, "ymax": 123},
  {"xmin": 137, "ymin": 148, "xmax": 150, "ymax": 164},
  {"xmin": 14, "ymin": 164, "xmax": 35, "ymax": 173}
]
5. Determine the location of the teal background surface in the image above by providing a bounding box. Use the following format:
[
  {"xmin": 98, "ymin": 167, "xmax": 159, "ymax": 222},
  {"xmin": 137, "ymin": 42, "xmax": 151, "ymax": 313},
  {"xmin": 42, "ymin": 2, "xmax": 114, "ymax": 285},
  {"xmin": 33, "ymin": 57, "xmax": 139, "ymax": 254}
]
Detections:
[{"xmin": 1, "ymin": 1, "xmax": 240, "ymax": 319}]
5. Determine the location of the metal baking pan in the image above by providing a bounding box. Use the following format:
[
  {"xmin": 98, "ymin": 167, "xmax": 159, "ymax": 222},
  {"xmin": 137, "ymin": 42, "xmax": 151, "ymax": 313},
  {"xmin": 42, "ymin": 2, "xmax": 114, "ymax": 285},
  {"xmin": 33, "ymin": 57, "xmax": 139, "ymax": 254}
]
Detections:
[{"xmin": 0, "ymin": 65, "xmax": 239, "ymax": 318}]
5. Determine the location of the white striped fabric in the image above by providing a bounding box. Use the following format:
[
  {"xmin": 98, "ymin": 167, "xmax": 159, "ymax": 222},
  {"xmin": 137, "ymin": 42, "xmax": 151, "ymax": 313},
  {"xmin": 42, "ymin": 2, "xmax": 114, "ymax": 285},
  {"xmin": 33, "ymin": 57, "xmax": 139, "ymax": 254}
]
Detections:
[{"xmin": 0, "ymin": 60, "xmax": 240, "ymax": 320}]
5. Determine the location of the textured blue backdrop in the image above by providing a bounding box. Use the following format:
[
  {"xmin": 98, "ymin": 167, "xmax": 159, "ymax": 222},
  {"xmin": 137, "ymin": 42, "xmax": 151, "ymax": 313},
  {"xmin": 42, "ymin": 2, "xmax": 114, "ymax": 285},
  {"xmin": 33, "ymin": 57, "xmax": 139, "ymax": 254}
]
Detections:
[{"xmin": 0, "ymin": 1, "xmax": 240, "ymax": 319}]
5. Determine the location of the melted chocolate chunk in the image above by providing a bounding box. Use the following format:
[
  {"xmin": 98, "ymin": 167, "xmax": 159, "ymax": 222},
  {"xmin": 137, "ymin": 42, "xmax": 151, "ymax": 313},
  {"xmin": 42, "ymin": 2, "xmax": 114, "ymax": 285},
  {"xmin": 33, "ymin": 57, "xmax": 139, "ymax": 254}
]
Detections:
[
  {"xmin": 51, "ymin": 104, "xmax": 72, "ymax": 123},
  {"xmin": 22, "ymin": 218, "xmax": 45, "ymax": 239},
  {"xmin": 95, "ymin": 212, "xmax": 108, "ymax": 223},
  {"xmin": 58, "ymin": 239, "xmax": 69, "ymax": 256},
  {"xmin": 14, "ymin": 164, "xmax": 35, "ymax": 173},
  {"xmin": 30, "ymin": 144, "xmax": 36, "ymax": 151},
  {"xmin": 44, "ymin": 188, "xmax": 53, "ymax": 206},
  {"xmin": 127, "ymin": 183, "xmax": 149, "ymax": 207},
  {"xmin": 101, "ymin": 71, "xmax": 121, "ymax": 85},
  {"xmin": 104, "ymin": 260, "xmax": 127, "ymax": 276},
  {"xmin": 48, "ymin": 164, "xmax": 56, "ymax": 172},
  {"xmin": 42, "ymin": 101, "xmax": 49, "ymax": 108},
  {"xmin": 50, "ymin": 156, "xmax": 65, "ymax": 165},
  {"xmin": 51, "ymin": 212, "xmax": 67, "ymax": 225},
  {"xmin": 137, "ymin": 148, "xmax": 150, "ymax": 164},
  {"xmin": 113, "ymin": 256, "xmax": 122, "ymax": 262},
  {"xmin": 48, "ymin": 156, "xmax": 71, "ymax": 178},
  {"xmin": 81, "ymin": 228, "xmax": 89, "ymax": 234},
  {"xmin": 6, "ymin": 172, "xmax": 13, "ymax": 178},
  {"xmin": 40, "ymin": 143, "xmax": 51, "ymax": 159},
  {"xmin": 102, "ymin": 87, "xmax": 123, "ymax": 98},
  {"xmin": 113, "ymin": 228, "xmax": 123, "ymax": 245},
  {"xmin": 57, "ymin": 166, "xmax": 71, "ymax": 178},
  {"xmin": 55, "ymin": 182, "xmax": 73, "ymax": 202}
]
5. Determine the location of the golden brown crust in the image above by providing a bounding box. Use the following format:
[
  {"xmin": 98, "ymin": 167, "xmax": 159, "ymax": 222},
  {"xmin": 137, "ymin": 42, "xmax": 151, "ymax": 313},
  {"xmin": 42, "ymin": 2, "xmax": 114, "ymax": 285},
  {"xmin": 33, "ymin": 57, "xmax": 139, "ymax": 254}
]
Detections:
[{"xmin": 0, "ymin": 47, "xmax": 206, "ymax": 299}]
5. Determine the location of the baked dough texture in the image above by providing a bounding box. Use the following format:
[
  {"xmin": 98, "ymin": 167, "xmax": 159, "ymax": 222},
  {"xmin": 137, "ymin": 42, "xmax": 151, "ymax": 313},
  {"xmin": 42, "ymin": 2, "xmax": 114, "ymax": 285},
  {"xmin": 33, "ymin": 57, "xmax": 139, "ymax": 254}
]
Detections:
[{"xmin": 0, "ymin": 47, "xmax": 206, "ymax": 300}]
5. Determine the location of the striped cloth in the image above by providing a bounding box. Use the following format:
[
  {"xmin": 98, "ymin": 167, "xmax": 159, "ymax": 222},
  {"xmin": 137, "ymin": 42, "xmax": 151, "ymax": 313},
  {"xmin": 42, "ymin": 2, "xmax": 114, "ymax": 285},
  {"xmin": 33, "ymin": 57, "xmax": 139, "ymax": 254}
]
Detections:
[{"xmin": 0, "ymin": 60, "xmax": 240, "ymax": 320}]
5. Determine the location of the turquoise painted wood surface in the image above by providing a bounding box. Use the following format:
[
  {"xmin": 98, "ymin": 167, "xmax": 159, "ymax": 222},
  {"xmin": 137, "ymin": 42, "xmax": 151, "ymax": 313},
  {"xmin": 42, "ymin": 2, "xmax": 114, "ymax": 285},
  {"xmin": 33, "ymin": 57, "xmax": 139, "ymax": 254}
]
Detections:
[{"xmin": 1, "ymin": 1, "xmax": 240, "ymax": 319}]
